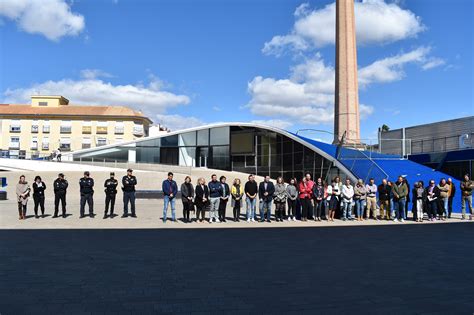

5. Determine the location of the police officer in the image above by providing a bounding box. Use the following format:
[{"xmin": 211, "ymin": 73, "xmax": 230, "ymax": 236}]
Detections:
[
  {"xmin": 104, "ymin": 172, "xmax": 118, "ymax": 219},
  {"xmin": 79, "ymin": 171, "xmax": 94, "ymax": 218},
  {"xmin": 53, "ymin": 173, "xmax": 68, "ymax": 218},
  {"xmin": 122, "ymin": 169, "xmax": 137, "ymax": 218}
]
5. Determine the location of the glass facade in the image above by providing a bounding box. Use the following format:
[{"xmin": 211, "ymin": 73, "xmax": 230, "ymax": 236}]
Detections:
[{"xmin": 72, "ymin": 125, "xmax": 344, "ymax": 182}]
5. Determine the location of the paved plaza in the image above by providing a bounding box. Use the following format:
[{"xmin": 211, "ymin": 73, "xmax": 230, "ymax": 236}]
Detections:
[{"xmin": 1, "ymin": 224, "xmax": 473, "ymax": 314}]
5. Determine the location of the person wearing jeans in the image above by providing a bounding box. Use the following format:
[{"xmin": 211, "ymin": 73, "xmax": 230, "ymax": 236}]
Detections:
[
  {"xmin": 245, "ymin": 174, "xmax": 258, "ymax": 222},
  {"xmin": 392, "ymin": 176, "xmax": 408, "ymax": 222},
  {"xmin": 353, "ymin": 179, "xmax": 367, "ymax": 221},
  {"xmin": 208, "ymin": 174, "xmax": 222, "ymax": 223},
  {"xmin": 341, "ymin": 179, "xmax": 354, "ymax": 221},
  {"xmin": 259, "ymin": 175, "xmax": 275, "ymax": 222},
  {"xmin": 460, "ymin": 174, "xmax": 473, "ymax": 220},
  {"xmin": 162, "ymin": 172, "xmax": 178, "ymax": 222}
]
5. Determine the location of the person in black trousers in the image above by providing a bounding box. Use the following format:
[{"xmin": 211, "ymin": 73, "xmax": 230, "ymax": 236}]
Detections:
[
  {"xmin": 104, "ymin": 172, "xmax": 118, "ymax": 219},
  {"xmin": 218, "ymin": 176, "xmax": 230, "ymax": 222},
  {"xmin": 447, "ymin": 177, "xmax": 456, "ymax": 218},
  {"xmin": 122, "ymin": 169, "xmax": 137, "ymax": 218},
  {"xmin": 79, "ymin": 171, "xmax": 94, "ymax": 218},
  {"xmin": 32, "ymin": 175, "xmax": 46, "ymax": 218},
  {"xmin": 181, "ymin": 176, "xmax": 195, "ymax": 223},
  {"xmin": 195, "ymin": 177, "xmax": 209, "ymax": 223},
  {"xmin": 53, "ymin": 173, "xmax": 68, "ymax": 218}
]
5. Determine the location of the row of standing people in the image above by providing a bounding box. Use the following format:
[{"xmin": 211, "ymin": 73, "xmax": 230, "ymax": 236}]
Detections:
[{"xmin": 15, "ymin": 169, "xmax": 137, "ymax": 219}]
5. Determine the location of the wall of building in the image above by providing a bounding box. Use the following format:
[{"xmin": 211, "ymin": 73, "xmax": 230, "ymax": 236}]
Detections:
[{"xmin": 0, "ymin": 118, "xmax": 147, "ymax": 159}]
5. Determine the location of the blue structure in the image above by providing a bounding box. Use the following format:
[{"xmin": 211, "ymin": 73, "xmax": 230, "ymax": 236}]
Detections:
[{"xmin": 67, "ymin": 123, "xmax": 463, "ymax": 213}]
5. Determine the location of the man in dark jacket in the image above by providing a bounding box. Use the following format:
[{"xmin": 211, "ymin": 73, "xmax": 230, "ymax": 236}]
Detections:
[
  {"xmin": 378, "ymin": 179, "xmax": 391, "ymax": 220},
  {"xmin": 392, "ymin": 176, "xmax": 408, "ymax": 222},
  {"xmin": 122, "ymin": 169, "xmax": 137, "ymax": 218},
  {"xmin": 447, "ymin": 177, "xmax": 456, "ymax": 218},
  {"xmin": 162, "ymin": 172, "xmax": 178, "ymax": 222},
  {"xmin": 244, "ymin": 174, "xmax": 258, "ymax": 222},
  {"xmin": 79, "ymin": 171, "xmax": 94, "ymax": 218},
  {"xmin": 460, "ymin": 174, "xmax": 473, "ymax": 220},
  {"xmin": 53, "ymin": 173, "xmax": 68, "ymax": 218},
  {"xmin": 104, "ymin": 172, "xmax": 118, "ymax": 219},
  {"xmin": 258, "ymin": 175, "xmax": 275, "ymax": 222},
  {"xmin": 218, "ymin": 176, "xmax": 230, "ymax": 222},
  {"xmin": 208, "ymin": 174, "xmax": 222, "ymax": 223},
  {"xmin": 425, "ymin": 179, "xmax": 440, "ymax": 221}
]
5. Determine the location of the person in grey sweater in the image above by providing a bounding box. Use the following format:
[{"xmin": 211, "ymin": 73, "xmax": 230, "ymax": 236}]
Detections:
[
  {"xmin": 16, "ymin": 175, "xmax": 31, "ymax": 220},
  {"xmin": 274, "ymin": 177, "xmax": 288, "ymax": 222},
  {"xmin": 286, "ymin": 178, "xmax": 298, "ymax": 221},
  {"xmin": 354, "ymin": 179, "xmax": 367, "ymax": 221}
]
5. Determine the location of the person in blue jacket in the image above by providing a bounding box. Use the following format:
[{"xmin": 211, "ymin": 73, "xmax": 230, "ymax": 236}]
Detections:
[
  {"xmin": 208, "ymin": 174, "xmax": 222, "ymax": 223},
  {"xmin": 162, "ymin": 172, "xmax": 178, "ymax": 223}
]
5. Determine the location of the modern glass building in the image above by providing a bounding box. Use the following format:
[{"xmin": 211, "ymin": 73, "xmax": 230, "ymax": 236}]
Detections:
[{"xmin": 67, "ymin": 123, "xmax": 356, "ymax": 183}]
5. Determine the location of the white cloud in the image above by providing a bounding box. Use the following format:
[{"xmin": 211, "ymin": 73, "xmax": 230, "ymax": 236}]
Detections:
[
  {"xmin": 155, "ymin": 114, "xmax": 205, "ymax": 131},
  {"xmin": 2, "ymin": 73, "xmax": 191, "ymax": 115},
  {"xmin": 358, "ymin": 46, "xmax": 444, "ymax": 86},
  {"xmin": 0, "ymin": 0, "xmax": 85, "ymax": 41},
  {"xmin": 263, "ymin": 0, "xmax": 425, "ymax": 56}
]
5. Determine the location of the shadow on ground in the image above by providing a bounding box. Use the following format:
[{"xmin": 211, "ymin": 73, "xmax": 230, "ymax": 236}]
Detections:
[{"xmin": 1, "ymin": 224, "xmax": 473, "ymax": 314}]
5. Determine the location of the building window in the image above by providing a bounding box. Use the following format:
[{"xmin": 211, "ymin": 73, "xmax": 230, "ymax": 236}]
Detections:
[
  {"xmin": 60, "ymin": 138, "xmax": 71, "ymax": 151},
  {"xmin": 31, "ymin": 120, "xmax": 39, "ymax": 133},
  {"xmin": 133, "ymin": 123, "xmax": 144, "ymax": 136},
  {"xmin": 97, "ymin": 138, "xmax": 107, "ymax": 147},
  {"xmin": 9, "ymin": 120, "xmax": 21, "ymax": 133},
  {"xmin": 42, "ymin": 138, "xmax": 50, "ymax": 150},
  {"xmin": 97, "ymin": 121, "xmax": 108, "ymax": 134},
  {"xmin": 43, "ymin": 121, "xmax": 50, "ymax": 133},
  {"xmin": 9, "ymin": 137, "xmax": 20, "ymax": 149},
  {"xmin": 115, "ymin": 122, "xmax": 124, "ymax": 134},
  {"xmin": 60, "ymin": 121, "xmax": 72, "ymax": 133},
  {"xmin": 82, "ymin": 121, "xmax": 92, "ymax": 134},
  {"xmin": 82, "ymin": 138, "xmax": 91, "ymax": 149},
  {"xmin": 31, "ymin": 137, "xmax": 38, "ymax": 150},
  {"xmin": 38, "ymin": 101, "xmax": 48, "ymax": 106}
]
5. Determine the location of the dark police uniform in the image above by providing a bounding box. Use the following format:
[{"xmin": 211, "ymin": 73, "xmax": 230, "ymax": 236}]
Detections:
[
  {"xmin": 104, "ymin": 178, "xmax": 118, "ymax": 217},
  {"xmin": 53, "ymin": 178, "xmax": 68, "ymax": 217},
  {"xmin": 79, "ymin": 177, "xmax": 94, "ymax": 217},
  {"xmin": 122, "ymin": 175, "xmax": 137, "ymax": 217}
]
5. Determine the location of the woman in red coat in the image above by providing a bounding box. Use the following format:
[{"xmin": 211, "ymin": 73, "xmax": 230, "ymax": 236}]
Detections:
[{"xmin": 299, "ymin": 177, "xmax": 312, "ymax": 221}]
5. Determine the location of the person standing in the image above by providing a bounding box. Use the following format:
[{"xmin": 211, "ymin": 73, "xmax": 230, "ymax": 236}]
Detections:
[
  {"xmin": 328, "ymin": 181, "xmax": 340, "ymax": 222},
  {"xmin": 365, "ymin": 178, "xmax": 378, "ymax": 220},
  {"xmin": 378, "ymin": 179, "xmax": 391, "ymax": 220},
  {"xmin": 56, "ymin": 148, "xmax": 62, "ymax": 162},
  {"xmin": 304, "ymin": 173, "xmax": 315, "ymax": 219},
  {"xmin": 426, "ymin": 180, "xmax": 440, "ymax": 221},
  {"xmin": 298, "ymin": 178, "xmax": 312, "ymax": 221},
  {"xmin": 413, "ymin": 181, "xmax": 426, "ymax": 222},
  {"xmin": 245, "ymin": 174, "xmax": 258, "ymax": 222},
  {"xmin": 273, "ymin": 177, "xmax": 287, "ymax": 222},
  {"xmin": 162, "ymin": 172, "xmax": 178, "ymax": 223},
  {"xmin": 259, "ymin": 175, "xmax": 275, "ymax": 222},
  {"xmin": 312, "ymin": 178, "xmax": 325, "ymax": 221},
  {"xmin": 437, "ymin": 178, "xmax": 449, "ymax": 220},
  {"xmin": 79, "ymin": 171, "xmax": 94, "ymax": 218},
  {"xmin": 460, "ymin": 174, "xmax": 473, "ymax": 220},
  {"xmin": 231, "ymin": 178, "xmax": 244, "ymax": 222},
  {"xmin": 181, "ymin": 176, "xmax": 195, "ymax": 223},
  {"xmin": 341, "ymin": 179, "xmax": 354, "ymax": 221},
  {"xmin": 104, "ymin": 172, "xmax": 118, "ymax": 219},
  {"xmin": 354, "ymin": 179, "xmax": 367, "ymax": 221},
  {"xmin": 323, "ymin": 181, "xmax": 332, "ymax": 221},
  {"xmin": 218, "ymin": 176, "xmax": 230, "ymax": 222},
  {"xmin": 122, "ymin": 169, "xmax": 137, "ymax": 218},
  {"xmin": 447, "ymin": 178, "xmax": 456, "ymax": 218},
  {"xmin": 16, "ymin": 175, "xmax": 30, "ymax": 220},
  {"xmin": 53, "ymin": 173, "xmax": 68, "ymax": 218},
  {"xmin": 286, "ymin": 178, "xmax": 298, "ymax": 221},
  {"xmin": 392, "ymin": 176, "xmax": 408, "ymax": 222},
  {"xmin": 194, "ymin": 178, "xmax": 209, "ymax": 223},
  {"xmin": 208, "ymin": 174, "xmax": 222, "ymax": 223},
  {"xmin": 32, "ymin": 176, "xmax": 46, "ymax": 218}
]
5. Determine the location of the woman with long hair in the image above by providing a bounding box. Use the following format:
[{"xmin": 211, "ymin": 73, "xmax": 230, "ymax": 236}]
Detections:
[
  {"xmin": 286, "ymin": 178, "xmax": 298, "ymax": 221},
  {"xmin": 274, "ymin": 177, "xmax": 287, "ymax": 222},
  {"xmin": 328, "ymin": 180, "xmax": 340, "ymax": 222},
  {"xmin": 32, "ymin": 175, "xmax": 46, "ymax": 218},
  {"xmin": 194, "ymin": 177, "xmax": 209, "ymax": 223},
  {"xmin": 181, "ymin": 176, "xmax": 195, "ymax": 223}
]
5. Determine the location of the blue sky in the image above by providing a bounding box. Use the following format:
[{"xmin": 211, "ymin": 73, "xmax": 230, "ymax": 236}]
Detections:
[{"xmin": 0, "ymin": 0, "xmax": 472, "ymax": 142}]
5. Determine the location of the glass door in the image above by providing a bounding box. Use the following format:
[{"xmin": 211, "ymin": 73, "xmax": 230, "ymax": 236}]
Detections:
[{"xmin": 196, "ymin": 147, "xmax": 209, "ymax": 168}]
